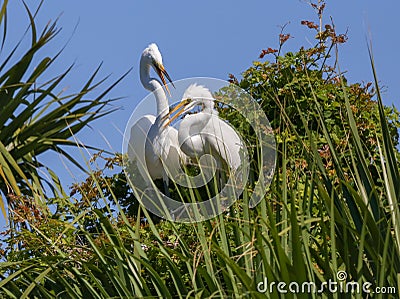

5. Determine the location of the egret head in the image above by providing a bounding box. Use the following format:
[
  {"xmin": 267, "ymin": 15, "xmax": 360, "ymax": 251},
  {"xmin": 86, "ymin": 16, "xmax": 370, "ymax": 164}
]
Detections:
[
  {"xmin": 182, "ymin": 84, "xmax": 213, "ymax": 101},
  {"xmin": 181, "ymin": 84, "xmax": 214, "ymax": 112},
  {"xmin": 141, "ymin": 43, "xmax": 175, "ymax": 95},
  {"xmin": 163, "ymin": 84, "xmax": 216, "ymax": 127}
]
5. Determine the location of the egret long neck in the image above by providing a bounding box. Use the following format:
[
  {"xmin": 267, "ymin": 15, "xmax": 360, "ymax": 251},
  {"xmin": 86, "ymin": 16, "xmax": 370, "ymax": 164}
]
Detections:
[
  {"xmin": 178, "ymin": 113, "xmax": 208, "ymax": 144},
  {"xmin": 140, "ymin": 60, "xmax": 169, "ymax": 117}
]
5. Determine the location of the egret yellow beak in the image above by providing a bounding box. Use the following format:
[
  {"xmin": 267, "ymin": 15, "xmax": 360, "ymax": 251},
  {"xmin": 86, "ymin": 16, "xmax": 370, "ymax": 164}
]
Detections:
[
  {"xmin": 155, "ymin": 63, "xmax": 175, "ymax": 97},
  {"xmin": 163, "ymin": 98, "xmax": 191, "ymax": 127}
]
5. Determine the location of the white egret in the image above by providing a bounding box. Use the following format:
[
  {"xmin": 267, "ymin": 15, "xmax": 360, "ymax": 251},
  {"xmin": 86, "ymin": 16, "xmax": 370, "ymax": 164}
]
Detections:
[
  {"xmin": 128, "ymin": 44, "xmax": 183, "ymax": 190},
  {"xmin": 166, "ymin": 84, "xmax": 246, "ymax": 178}
]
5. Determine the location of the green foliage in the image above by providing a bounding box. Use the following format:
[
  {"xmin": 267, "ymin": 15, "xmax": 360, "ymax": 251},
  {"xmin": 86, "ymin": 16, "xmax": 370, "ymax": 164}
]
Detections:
[{"xmin": 0, "ymin": 2, "xmax": 127, "ymax": 218}]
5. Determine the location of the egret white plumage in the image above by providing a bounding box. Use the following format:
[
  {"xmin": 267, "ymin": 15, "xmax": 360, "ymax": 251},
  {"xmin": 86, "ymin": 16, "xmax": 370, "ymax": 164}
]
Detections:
[
  {"xmin": 166, "ymin": 84, "xmax": 246, "ymax": 177},
  {"xmin": 128, "ymin": 44, "xmax": 183, "ymax": 189}
]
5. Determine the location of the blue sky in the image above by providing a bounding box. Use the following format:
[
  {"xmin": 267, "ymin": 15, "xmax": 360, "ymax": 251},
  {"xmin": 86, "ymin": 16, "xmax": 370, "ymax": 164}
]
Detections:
[{"xmin": 1, "ymin": 1, "xmax": 399, "ymax": 228}]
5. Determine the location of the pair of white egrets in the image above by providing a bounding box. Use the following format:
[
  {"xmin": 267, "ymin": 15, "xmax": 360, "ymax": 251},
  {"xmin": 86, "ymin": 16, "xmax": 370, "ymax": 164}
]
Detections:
[{"xmin": 128, "ymin": 43, "xmax": 245, "ymax": 192}]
